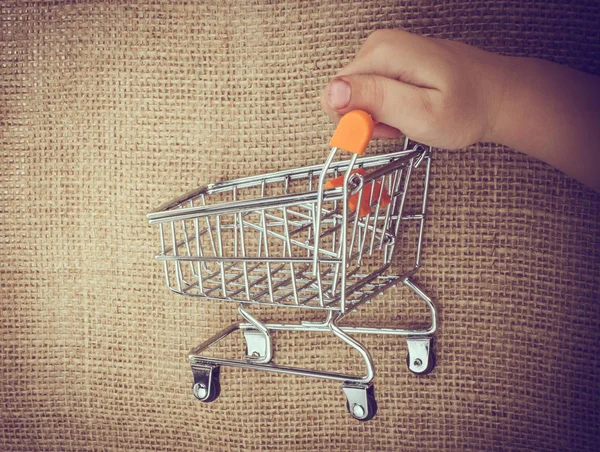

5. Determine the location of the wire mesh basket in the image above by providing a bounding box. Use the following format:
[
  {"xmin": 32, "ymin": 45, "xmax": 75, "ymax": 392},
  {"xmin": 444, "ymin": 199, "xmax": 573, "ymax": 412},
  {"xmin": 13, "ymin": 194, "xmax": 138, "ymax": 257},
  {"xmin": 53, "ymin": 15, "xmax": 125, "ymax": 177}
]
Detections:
[{"xmin": 148, "ymin": 110, "xmax": 437, "ymax": 421}]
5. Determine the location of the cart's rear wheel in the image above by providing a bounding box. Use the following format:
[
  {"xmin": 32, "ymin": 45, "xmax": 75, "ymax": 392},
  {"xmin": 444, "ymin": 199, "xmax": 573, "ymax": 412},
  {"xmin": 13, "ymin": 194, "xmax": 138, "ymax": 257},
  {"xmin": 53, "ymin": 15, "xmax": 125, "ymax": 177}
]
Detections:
[
  {"xmin": 192, "ymin": 365, "xmax": 221, "ymax": 403},
  {"xmin": 406, "ymin": 351, "xmax": 435, "ymax": 375},
  {"xmin": 406, "ymin": 337, "xmax": 435, "ymax": 375}
]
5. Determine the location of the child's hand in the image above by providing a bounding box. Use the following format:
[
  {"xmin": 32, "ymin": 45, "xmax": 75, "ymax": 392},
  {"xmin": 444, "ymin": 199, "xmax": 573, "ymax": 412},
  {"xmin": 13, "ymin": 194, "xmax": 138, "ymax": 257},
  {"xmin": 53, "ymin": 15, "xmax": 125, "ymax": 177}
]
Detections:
[
  {"xmin": 322, "ymin": 29, "xmax": 600, "ymax": 191},
  {"xmin": 321, "ymin": 29, "xmax": 509, "ymax": 149}
]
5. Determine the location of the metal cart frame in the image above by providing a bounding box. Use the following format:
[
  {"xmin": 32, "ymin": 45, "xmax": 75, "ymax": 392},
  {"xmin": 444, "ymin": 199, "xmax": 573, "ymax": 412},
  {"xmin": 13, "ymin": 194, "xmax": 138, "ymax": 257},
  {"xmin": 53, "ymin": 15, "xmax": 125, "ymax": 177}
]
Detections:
[{"xmin": 148, "ymin": 111, "xmax": 436, "ymax": 420}]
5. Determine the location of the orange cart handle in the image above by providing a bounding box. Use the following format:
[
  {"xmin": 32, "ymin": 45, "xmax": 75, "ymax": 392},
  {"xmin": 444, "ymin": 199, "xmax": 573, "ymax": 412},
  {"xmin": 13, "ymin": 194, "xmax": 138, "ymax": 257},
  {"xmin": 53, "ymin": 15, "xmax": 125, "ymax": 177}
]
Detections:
[{"xmin": 329, "ymin": 110, "xmax": 375, "ymax": 155}]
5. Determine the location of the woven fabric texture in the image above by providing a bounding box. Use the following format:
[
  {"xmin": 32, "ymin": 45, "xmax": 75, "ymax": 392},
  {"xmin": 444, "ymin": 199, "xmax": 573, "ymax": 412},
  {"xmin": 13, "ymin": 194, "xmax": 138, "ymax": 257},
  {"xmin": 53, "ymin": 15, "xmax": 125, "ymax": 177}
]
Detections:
[{"xmin": 1, "ymin": 1, "xmax": 599, "ymax": 450}]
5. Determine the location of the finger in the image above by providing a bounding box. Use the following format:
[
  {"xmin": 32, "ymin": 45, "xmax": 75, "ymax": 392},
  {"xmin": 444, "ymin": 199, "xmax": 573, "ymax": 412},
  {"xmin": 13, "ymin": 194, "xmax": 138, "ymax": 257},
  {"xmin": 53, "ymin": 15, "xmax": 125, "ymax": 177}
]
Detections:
[
  {"xmin": 322, "ymin": 75, "xmax": 435, "ymax": 137},
  {"xmin": 336, "ymin": 30, "xmax": 446, "ymax": 88}
]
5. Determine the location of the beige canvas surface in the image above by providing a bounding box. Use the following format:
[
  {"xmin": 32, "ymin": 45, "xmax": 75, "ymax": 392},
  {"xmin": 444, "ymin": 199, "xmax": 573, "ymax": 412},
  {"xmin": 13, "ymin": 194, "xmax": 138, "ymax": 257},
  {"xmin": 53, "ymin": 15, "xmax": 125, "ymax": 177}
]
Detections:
[{"xmin": 1, "ymin": 1, "xmax": 599, "ymax": 450}]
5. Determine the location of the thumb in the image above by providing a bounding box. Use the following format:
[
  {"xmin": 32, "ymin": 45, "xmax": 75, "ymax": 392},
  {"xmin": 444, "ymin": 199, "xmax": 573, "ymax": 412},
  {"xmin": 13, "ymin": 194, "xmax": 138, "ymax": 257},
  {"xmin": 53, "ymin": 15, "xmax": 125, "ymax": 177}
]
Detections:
[{"xmin": 323, "ymin": 75, "xmax": 433, "ymax": 139}]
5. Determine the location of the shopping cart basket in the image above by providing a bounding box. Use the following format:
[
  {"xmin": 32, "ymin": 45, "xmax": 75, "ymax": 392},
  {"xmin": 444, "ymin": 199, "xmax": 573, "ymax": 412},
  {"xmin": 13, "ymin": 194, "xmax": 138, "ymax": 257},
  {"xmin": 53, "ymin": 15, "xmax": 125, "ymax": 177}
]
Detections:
[{"xmin": 147, "ymin": 110, "xmax": 436, "ymax": 421}]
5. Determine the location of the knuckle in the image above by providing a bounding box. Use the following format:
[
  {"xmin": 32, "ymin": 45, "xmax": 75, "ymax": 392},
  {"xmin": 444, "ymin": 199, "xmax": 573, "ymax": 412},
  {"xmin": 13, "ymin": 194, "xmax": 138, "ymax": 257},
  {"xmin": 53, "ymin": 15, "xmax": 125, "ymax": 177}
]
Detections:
[
  {"xmin": 408, "ymin": 90, "xmax": 439, "ymax": 138},
  {"xmin": 367, "ymin": 28, "xmax": 404, "ymax": 44},
  {"xmin": 435, "ymin": 58, "xmax": 460, "ymax": 92},
  {"xmin": 371, "ymin": 38, "xmax": 396, "ymax": 62},
  {"xmin": 365, "ymin": 29, "xmax": 401, "ymax": 58},
  {"xmin": 366, "ymin": 29, "xmax": 389, "ymax": 44},
  {"xmin": 364, "ymin": 75, "xmax": 386, "ymax": 113},
  {"xmin": 419, "ymin": 90, "xmax": 436, "ymax": 119}
]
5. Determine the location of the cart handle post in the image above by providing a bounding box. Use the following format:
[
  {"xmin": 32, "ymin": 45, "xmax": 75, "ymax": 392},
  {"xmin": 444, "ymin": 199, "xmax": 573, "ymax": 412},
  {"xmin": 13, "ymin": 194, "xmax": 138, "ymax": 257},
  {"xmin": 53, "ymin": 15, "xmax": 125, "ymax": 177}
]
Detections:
[{"xmin": 313, "ymin": 111, "xmax": 375, "ymax": 284}]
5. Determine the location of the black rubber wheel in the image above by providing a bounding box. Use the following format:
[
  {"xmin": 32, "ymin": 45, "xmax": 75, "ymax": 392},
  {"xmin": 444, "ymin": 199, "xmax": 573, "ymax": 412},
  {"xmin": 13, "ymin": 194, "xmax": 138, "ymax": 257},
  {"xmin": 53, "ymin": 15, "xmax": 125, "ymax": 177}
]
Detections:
[
  {"xmin": 193, "ymin": 367, "xmax": 221, "ymax": 403},
  {"xmin": 346, "ymin": 384, "xmax": 378, "ymax": 421},
  {"xmin": 364, "ymin": 394, "xmax": 378, "ymax": 421},
  {"xmin": 406, "ymin": 349, "xmax": 436, "ymax": 375},
  {"xmin": 346, "ymin": 394, "xmax": 378, "ymax": 421},
  {"xmin": 202, "ymin": 378, "xmax": 221, "ymax": 403}
]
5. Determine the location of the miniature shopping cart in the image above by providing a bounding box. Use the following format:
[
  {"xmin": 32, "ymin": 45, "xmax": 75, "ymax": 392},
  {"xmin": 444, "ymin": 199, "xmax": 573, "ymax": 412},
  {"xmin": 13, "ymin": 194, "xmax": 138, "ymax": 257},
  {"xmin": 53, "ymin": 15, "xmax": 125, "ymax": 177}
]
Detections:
[{"xmin": 147, "ymin": 110, "xmax": 436, "ymax": 421}]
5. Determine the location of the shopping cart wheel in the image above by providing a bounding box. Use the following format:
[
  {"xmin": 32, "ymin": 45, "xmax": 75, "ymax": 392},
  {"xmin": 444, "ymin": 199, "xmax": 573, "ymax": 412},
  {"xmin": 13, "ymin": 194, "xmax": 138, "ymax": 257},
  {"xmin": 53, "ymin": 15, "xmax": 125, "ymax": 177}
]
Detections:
[
  {"xmin": 406, "ymin": 337, "xmax": 435, "ymax": 375},
  {"xmin": 342, "ymin": 383, "xmax": 378, "ymax": 421},
  {"xmin": 191, "ymin": 363, "xmax": 221, "ymax": 403}
]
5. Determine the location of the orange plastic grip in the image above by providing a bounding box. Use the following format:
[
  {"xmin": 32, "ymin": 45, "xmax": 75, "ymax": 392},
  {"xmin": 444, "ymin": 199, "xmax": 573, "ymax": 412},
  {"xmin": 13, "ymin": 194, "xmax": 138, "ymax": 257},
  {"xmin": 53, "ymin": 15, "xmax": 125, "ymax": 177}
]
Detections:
[{"xmin": 329, "ymin": 110, "xmax": 375, "ymax": 155}]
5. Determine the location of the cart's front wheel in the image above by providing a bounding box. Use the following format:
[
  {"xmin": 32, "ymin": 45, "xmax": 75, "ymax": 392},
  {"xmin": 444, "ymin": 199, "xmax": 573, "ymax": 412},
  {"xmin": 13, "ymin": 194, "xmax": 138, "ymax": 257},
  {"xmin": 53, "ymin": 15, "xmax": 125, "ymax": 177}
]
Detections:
[
  {"xmin": 346, "ymin": 394, "xmax": 378, "ymax": 421},
  {"xmin": 342, "ymin": 383, "xmax": 378, "ymax": 421}
]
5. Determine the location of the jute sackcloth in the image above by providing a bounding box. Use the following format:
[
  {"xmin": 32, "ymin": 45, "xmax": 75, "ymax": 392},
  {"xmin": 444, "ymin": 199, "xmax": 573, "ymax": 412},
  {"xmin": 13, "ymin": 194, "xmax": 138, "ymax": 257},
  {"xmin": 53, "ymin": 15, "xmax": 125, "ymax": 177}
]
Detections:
[{"xmin": 1, "ymin": 1, "xmax": 599, "ymax": 450}]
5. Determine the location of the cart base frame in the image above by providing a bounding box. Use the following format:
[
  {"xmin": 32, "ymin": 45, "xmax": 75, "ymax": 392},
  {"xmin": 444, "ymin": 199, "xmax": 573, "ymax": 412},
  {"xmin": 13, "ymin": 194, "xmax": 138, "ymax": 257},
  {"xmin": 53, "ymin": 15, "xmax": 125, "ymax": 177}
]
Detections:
[{"xmin": 188, "ymin": 277, "xmax": 436, "ymax": 421}]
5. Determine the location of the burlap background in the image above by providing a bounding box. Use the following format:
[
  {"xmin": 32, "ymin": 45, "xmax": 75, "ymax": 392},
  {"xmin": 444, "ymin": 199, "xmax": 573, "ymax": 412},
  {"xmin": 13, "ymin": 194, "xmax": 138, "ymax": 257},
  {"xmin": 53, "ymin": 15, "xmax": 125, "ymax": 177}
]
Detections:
[{"xmin": 1, "ymin": 1, "xmax": 599, "ymax": 450}]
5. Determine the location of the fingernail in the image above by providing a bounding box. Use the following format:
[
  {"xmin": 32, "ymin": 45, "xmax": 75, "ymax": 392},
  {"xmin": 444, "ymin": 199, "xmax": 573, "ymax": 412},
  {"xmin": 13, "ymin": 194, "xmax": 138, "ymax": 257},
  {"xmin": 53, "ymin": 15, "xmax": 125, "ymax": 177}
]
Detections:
[{"xmin": 328, "ymin": 79, "xmax": 351, "ymax": 109}]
